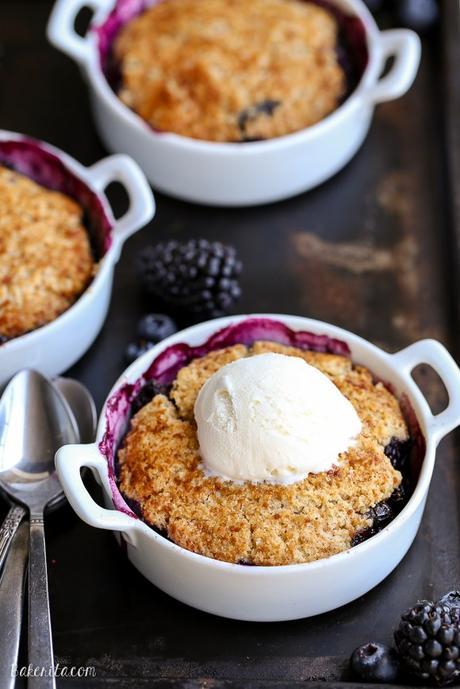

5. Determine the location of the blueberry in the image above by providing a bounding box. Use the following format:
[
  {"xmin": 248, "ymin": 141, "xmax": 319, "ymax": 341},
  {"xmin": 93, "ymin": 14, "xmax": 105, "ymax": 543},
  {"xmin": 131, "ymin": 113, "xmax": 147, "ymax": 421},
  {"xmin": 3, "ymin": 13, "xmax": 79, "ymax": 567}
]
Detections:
[
  {"xmin": 350, "ymin": 643, "xmax": 400, "ymax": 683},
  {"xmin": 125, "ymin": 340, "xmax": 155, "ymax": 365},
  {"xmin": 137, "ymin": 313, "xmax": 177, "ymax": 343},
  {"xmin": 397, "ymin": 0, "xmax": 438, "ymax": 33}
]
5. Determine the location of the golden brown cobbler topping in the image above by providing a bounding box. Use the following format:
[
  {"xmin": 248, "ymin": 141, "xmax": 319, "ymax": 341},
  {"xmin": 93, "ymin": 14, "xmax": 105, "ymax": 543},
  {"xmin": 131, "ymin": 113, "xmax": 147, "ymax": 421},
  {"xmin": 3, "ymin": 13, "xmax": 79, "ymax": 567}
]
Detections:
[
  {"xmin": 0, "ymin": 165, "xmax": 94, "ymax": 340},
  {"xmin": 114, "ymin": 0, "xmax": 346, "ymax": 142},
  {"xmin": 118, "ymin": 342, "xmax": 409, "ymax": 566}
]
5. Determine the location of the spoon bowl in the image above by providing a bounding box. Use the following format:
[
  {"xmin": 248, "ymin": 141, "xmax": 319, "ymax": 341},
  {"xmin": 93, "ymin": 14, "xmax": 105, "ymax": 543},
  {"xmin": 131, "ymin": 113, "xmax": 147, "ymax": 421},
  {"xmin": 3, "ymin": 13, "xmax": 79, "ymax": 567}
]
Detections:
[
  {"xmin": 0, "ymin": 370, "xmax": 78, "ymax": 508},
  {"xmin": 0, "ymin": 375, "xmax": 95, "ymax": 559},
  {"xmin": 47, "ymin": 377, "xmax": 97, "ymax": 512}
]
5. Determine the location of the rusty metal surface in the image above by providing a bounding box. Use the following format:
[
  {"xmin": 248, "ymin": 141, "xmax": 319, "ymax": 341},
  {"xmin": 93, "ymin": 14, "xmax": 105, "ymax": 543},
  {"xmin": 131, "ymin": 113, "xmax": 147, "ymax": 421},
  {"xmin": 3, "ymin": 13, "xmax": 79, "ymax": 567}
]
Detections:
[{"xmin": 0, "ymin": 2, "xmax": 459, "ymax": 687}]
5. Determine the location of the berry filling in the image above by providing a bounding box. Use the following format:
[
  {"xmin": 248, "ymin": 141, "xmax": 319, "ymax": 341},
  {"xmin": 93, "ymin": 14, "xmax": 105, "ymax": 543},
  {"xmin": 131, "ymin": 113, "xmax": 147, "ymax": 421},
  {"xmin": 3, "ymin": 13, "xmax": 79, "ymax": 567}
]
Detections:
[{"xmin": 351, "ymin": 438, "xmax": 415, "ymax": 546}]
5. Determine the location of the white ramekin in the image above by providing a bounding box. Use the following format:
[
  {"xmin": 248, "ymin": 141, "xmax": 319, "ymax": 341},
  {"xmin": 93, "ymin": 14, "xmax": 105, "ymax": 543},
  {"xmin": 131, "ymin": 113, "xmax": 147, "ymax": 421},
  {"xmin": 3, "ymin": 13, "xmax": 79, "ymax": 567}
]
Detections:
[
  {"xmin": 0, "ymin": 130, "xmax": 155, "ymax": 388},
  {"xmin": 55, "ymin": 314, "xmax": 460, "ymax": 622},
  {"xmin": 47, "ymin": 0, "xmax": 421, "ymax": 207}
]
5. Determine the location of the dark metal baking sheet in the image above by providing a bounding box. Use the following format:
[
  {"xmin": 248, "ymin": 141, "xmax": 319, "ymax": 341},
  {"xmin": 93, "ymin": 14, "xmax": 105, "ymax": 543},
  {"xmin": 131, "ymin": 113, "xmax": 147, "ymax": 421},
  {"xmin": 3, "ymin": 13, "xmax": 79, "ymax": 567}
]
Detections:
[{"xmin": 0, "ymin": 1, "xmax": 459, "ymax": 687}]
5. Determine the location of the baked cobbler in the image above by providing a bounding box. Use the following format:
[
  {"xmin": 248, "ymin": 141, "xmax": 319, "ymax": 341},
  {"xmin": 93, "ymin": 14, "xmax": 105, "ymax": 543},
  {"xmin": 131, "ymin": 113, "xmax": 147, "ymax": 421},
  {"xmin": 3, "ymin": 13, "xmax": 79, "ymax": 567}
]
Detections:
[
  {"xmin": 118, "ymin": 335, "xmax": 414, "ymax": 566},
  {"xmin": 112, "ymin": 0, "xmax": 352, "ymax": 142},
  {"xmin": 0, "ymin": 165, "xmax": 94, "ymax": 341}
]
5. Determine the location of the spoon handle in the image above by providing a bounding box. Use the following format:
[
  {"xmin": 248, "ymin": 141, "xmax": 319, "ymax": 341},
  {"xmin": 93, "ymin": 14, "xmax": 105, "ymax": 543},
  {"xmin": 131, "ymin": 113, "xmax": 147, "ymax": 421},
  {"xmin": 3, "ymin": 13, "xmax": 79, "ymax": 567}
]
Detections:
[
  {"xmin": 0, "ymin": 521, "xmax": 29, "ymax": 689},
  {"xmin": 28, "ymin": 513, "xmax": 56, "ymax": 689},
  {"xmin": 0, "ymin": 504, "xmax": 27, "ymax": 571}
]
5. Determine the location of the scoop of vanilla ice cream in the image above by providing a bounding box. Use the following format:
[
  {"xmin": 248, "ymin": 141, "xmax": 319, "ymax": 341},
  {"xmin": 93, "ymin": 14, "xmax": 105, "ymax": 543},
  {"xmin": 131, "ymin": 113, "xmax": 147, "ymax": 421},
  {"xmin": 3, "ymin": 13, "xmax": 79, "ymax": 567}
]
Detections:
[{"xmin": 194, "ymin": 352, "xmax": 362, "ymax": 483}]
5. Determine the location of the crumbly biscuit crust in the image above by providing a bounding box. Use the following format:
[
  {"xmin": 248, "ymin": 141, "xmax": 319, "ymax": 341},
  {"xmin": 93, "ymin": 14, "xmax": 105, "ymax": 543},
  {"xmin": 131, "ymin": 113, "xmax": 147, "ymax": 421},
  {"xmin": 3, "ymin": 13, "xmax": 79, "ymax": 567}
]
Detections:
[
  {"xmin": 0, "ymin": 166, "xmax": 94, "ymax": 339},
  {"xmin": 119, "ymin": 342, "xmax": 408, "ymax": 565},
  {"xmin": 114, "ymin": 0, "xmax": 346, "ymax": 142}
]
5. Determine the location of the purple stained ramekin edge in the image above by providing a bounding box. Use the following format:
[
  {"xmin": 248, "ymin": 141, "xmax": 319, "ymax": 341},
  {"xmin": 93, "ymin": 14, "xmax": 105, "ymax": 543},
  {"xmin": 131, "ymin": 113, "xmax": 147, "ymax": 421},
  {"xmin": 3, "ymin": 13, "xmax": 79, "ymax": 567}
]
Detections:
[{"xmin": 0, "ymin": 137, "xmax": 113, "ymax": 255}]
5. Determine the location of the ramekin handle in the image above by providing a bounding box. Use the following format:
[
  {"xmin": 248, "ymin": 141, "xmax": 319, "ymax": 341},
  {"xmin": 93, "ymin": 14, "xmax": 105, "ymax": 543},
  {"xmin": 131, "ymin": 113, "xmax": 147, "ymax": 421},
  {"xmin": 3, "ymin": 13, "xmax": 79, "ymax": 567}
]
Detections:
[
  {"xmin": 55, "ymin": 443, "xmax": 139, "ymax": 545},
  {"xmin": 47, "ymin": 0, "xmax": 110, "ymax": 65},
  {"xmin": 365, "ymin": 29, "xmax": 421, "ymax": 104},
  {"xmin": 391, "ymin": 340, "xmax": 460, "ymax": 445},
  {"xmin": 88, "ymin": 154, "xmax": 155, "ymax": 250}
]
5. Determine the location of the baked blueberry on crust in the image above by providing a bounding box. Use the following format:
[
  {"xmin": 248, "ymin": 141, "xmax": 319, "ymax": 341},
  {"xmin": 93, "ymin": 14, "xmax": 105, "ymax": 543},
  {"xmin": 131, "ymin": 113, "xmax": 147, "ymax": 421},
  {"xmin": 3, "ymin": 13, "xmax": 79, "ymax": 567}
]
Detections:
[
  {"xmin": 0, "ymin": 165, "xmax": 94, "ymax": 340},
  {"xmin": 113, "ymin": 0, "xmax": 349, "ymax": 142},
  {"xmin": 118, "ymin": 339, "xmax": 413, "ymax": 566}
]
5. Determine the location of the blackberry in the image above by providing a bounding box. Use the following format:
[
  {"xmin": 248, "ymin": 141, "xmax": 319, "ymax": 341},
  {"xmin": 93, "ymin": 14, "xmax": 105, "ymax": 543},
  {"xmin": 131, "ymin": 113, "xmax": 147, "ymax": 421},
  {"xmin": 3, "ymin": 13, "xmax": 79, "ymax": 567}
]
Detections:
[
  {"xmin": 388, "ymin": 483, "xmax": 410, "ymax": 517},
  {"xmin": 395, "ymin": 601, "xmax": 460, "ymax": 685},
  {"xmin": 350, "ymin": 642, "xmax": 400, "ymax": 683},
  {"xmin": 351, "ymin": 485, "xmax": 409, "ymax": 547},
  {"xmin": 351, "ymin": 525, "xmax": 377, "ymax": 546},
  {"xmin": 130, "ymin": 380, "xmax": 170, "ymax": 415},
  {"xmin": 368, "ymin": 500, "xmax": 393, "ymax": 526},
  {"xmin": 384, "ymin": 437, "xmax": 412, "ymax": 472},
  {"xmin": 139, "ymin": 239, "xmax": 242, "ymax": 319}
]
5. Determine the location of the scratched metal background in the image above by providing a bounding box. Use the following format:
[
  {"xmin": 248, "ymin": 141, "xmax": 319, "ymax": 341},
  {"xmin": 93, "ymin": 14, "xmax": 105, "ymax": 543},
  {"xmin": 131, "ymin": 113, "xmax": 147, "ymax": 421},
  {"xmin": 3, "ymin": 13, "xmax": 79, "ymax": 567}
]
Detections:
[{"xmin": 0, "ymin": 1, "xmax": 459, "ymax": 687}]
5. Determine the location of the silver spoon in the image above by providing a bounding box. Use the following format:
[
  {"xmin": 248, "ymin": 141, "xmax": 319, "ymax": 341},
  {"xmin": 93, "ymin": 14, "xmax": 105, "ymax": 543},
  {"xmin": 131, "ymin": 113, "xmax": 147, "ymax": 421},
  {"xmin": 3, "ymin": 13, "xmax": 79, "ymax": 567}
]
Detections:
[
  {"xmin": 0, "ymin": 370, "xmax": 79, "ymax": 689},
  {"xmin": 0, "ymin": 376, "xmax": 96, "ymax": 569}
]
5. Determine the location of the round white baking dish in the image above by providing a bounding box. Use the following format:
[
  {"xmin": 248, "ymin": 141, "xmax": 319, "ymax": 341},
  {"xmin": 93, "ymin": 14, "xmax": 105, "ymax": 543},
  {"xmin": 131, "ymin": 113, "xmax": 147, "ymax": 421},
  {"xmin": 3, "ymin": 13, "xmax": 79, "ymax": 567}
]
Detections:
[
  {"xmin": 56, "ymin": 314, "xmax": 460, "ymax": 622},
  {"xmin": 47, "ymin": 0, "xmax": 421, "ymax": 207},
  {"xmin": 0, "ymin": 130, "xmax": 155, "ymax": 388}
]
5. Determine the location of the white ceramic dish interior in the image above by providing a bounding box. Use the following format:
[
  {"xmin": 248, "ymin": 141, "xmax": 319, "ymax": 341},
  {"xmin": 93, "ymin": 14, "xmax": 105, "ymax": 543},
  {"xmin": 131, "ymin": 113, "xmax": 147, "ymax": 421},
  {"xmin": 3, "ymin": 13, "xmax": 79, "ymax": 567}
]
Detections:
[
  {"xmin": 0, "ymin": 130, "xmax": 155, "ymax": 388},
  {"xmin": 56, "ymin": 314, "xmax": 460, "ymax": 622},
  {"xmin": 47, "ymin": 0, "xmax": 421, "ymax": 207}
]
